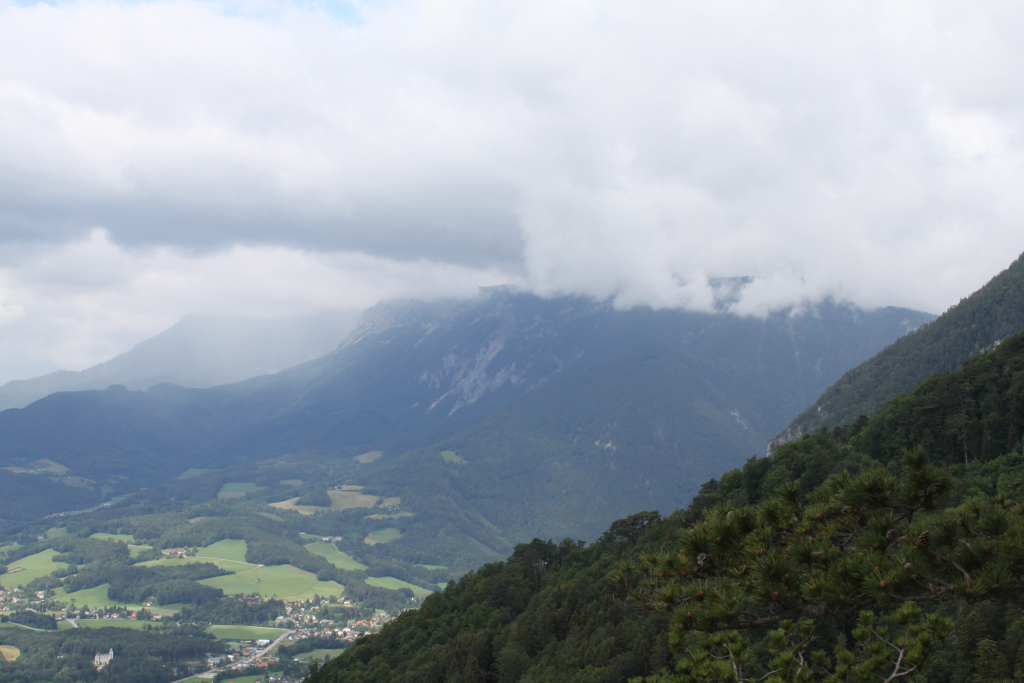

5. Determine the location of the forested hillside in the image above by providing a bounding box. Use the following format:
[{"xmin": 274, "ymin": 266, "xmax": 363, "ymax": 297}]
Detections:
[
  {"xmin": 307, "ymin": 328, "xmax": 1024, "ymax": 683},
  {"xmin": 779, "ymin": 251, "xmax": 1024, "ymax": 445}
]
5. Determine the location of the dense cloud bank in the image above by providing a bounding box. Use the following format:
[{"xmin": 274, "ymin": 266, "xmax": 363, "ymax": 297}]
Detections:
[{"xmin": 0, "ymin": 0, "xmax": 1022, "ymax": 377}]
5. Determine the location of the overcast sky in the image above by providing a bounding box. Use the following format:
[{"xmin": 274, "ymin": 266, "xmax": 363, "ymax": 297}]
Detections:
[{"xmin": 1, "ymin": 0, "xmax": 1023, "ymax": 381}]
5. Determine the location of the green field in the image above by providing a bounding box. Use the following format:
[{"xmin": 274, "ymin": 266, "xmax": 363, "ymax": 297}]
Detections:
[
  {"xmin": 90, "ymin": 532, "xmax": 136, "ymax": 543},
  {"xmin": 353, "ymin": 451, "xmax": 383, "ymax": 464},
  {"xmin": 271, "ymin": 489, "xmax": 379, "ymax": 515},
  {"xmin": 364, "ymin": 576, "xmax": 434, "ymax": 598},
  {"xmin": 0, "ymin": 549, "xmax": 68, "ymax": 588},
  {"xmin": 138, "ymin": 556, "xmax": 252, "ymax": 574},
  {"xmin": 208, "ymin": 674, "xmax": 279, "ymax": 683},
  {"xmin": 440, "ymin": 450, "xmax": 466, "ymax": 464},
  {"xmin": 305, "ymin": 543, "xmax": 367, "ymax": 571},
  {"xmin": 206, "ymin": 625, "xmax": 290, "ymax": 640},
  {"xmin": 128, "ymin": 545, "xmax": 153, "ymax": 558},
  {"xmin": 45, "ymin": 527, "xmax": 68, "ymax": 539},
  {"xmin": 298, "ymin": 648, "xmax": 347, "ymax": 662},
  {"xmin": 280, "ymin": 479, "xmax": 302, "ymax": 486},
  {"xmin": 198, "ymin": 539, "xmax": 250, "ymax": 562},
  {"xmin": 65, "ymin": 618, "xmax": 156, "ymax": 630},
  {"xmin": 218, "ymin": 482, "xmax": 264, "ymax": 499},
  {"xmin": 416, "ymin": 564, "xmax": 446, "ymax": 570},
  {"xmin": 59, "ymin": 583, "xmax": 182, "ymax": 615},
  {"xmin": 137, "ymin": 540, "xmax": 252, "ymax": 574},
  {"xmin": 200, "ymin": 564, "xmax": 345, "ymax": 600},
  {"xmin": 364, "ymin": 528, "xmax": 401, "ymax": 545}
]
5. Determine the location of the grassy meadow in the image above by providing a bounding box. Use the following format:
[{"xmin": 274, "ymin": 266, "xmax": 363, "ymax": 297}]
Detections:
[
  {"xmin": 218, "ymin": 483, "xmax": 264, "ymax": 500},
  {"xmin": 206, "ymin": 625, "xmax": 290, "ymax": 640},
  {"xmin": 363, "ymin": 528, "xmax": 400, "ymax": 545},
  {"xmin": 364, "ymin": 576, "xmax": 433, "ymax": 598},
  {"xmin": 304, "ymin": 543, "xmax": 367, "ymax": 571},
  {"xmin": 199, "ymin": 564, "xmax": 345, "ymax": 600},
  {"xmin": 0, "ymin": 549, "xmax": 68, "ymax": 588},
  {"xmin": 270, "ymin": 489, "xmax": 380, "ymax": 515}
]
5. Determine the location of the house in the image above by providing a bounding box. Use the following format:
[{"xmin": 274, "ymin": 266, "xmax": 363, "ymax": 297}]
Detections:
[{"xmin": 94, "ymin": 649, "xmax": 114, "ymax": 670}]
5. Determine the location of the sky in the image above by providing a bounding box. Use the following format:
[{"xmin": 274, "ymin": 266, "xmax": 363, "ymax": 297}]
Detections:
[{"xmin": 1, "ymin": 0, "xmax": 1023, "ymax": 382}]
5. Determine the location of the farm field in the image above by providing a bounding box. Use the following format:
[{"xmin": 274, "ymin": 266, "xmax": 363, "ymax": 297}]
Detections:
[
  {"xmin": 0, "ymin": 549, "xmax": 67, "ymax": 588},
  {"xmin": 0, "ymin": 645, "xmax": 19, "ymax": 662},
  {"xmin": 65, "ymin": 619, "xmax": 156, "ymax": 630},
  {"xmin": 364, "ymin": 576, "xmax": 434, "ymax": 598},
  {"xmin": 138, "ymin": 539, "xmax": 252, "ymax": 573},
  {"xmin": 197, "ymin": 539, "xmax": 249, "ymax": 562},
  {"xmin": 304, "ymin": 543, "xmax": 367, "ymax": 571},
  {"xmin": 206, "ymin": 674, "xmax": 278, "ymax": 683},
  {"xmin": 270, "ymin": 489, "xmax": 379, "ymax": 515},
  {"xmin": 206, "ymin": 625, "xmax": 290, "ymax": 640},
  {"xmin": 440, "ymin": 450, "xmax": 466, "ymax": 464},
  {"xmin": 364, "ymin": 528, "xmax": 400, "ymax": 545},
  {"xmin": 138, "ymin": 556, "xmax": 252, "ymax": 574},
  {"xmin": 353, "ymin": 451, "xmax": 383, "ymax": 464},
  {"xmin": 218, "ymin": 483, "xmax": 264, "ymax": 500},
  {"xmin": 89, "ymin": 533, "xmax": 135, "ymax": 543},
  {"xmin": 297, "ymin": 648, "xmax": 347, "ymax": 662},
  {"xmin": 59, "ymin": 583, "xmax": 182, "ymax": 615},
  {"xmin": 199, "ymin": 564, "xmax": 345, "ymax": 600}
]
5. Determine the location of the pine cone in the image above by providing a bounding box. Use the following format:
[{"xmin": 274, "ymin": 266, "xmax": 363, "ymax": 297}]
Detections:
[
  {"xmin": 841, "ymin": 506, "xmax": 854, "ymax": 515},
  {"xmin": 917, "ymin": 531, "xmax": 929, "ymax": 547},
  {"xmin": 885, "ymin": 527, "xmax": 903, "ymax": 541}
]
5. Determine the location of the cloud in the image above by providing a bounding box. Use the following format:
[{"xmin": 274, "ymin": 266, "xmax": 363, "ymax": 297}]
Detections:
[
  {"xmin": 0, "ymin": 229, "xmax": 507, "ymax": 381},
  {"xmin": 2, "ymin": 0, "xmax": 1024, "ymax": 377}
]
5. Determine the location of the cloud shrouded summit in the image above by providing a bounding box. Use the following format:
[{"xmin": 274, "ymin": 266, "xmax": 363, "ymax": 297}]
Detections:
[{"xmin": 0, "ymin": 0, "xmax": 1022, "ymax": 378}]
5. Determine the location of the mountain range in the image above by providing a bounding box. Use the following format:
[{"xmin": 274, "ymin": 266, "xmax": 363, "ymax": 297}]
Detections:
[
  {"xmin": 0, "ymin": 311, "xmax": 359, "ymax": 411},
  {"xmin": 0, "ymin": 288, "xmax": 931, "ymax": 546}
]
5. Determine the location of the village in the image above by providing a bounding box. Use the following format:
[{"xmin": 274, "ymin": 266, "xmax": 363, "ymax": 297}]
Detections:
[{"xmin": 0, "ymin": 584, "xmax": 407, "ymax": 682}]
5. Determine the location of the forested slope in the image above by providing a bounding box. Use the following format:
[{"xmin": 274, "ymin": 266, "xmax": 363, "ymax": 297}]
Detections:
[
  {"xmin": 308, "ymin": 328, "xmax": 1024, "ymax": 683},
  {"xmin": 779, "ymin": 251, "xmax": 1024, "ymax": 444}
]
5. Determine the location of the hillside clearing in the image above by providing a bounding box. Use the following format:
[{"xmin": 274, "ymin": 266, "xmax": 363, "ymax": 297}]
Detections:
[
  {"xmin": 0, "ymin": 549, "xmax": 67, "ymax": 588},
  {"xmin": 271, "ymin": 489, "xmax": 379, "ymax": 515},
  {"xmin": 218, "ymin": 482, "xmax": 264, "ymax": 499},
  {"xmin": 0, "ymin": 646, "xmax": 19, "ymax": 661},
  {"xmin": 364, "ymin": 576, "xmax": 433, "ymax": 598},
  {"xmin": 199, "ymin": 564, "xmax": 345, "ymax": 600},
  {"xmin": 364, "ymin": 528, "xmax": 401, "ymax": 545},
  {"xmin": 206, "ymin": 625, "xmax": 290, "ymax": 641},
  {"xmin": 305, "ymin": 543, "xmax": 367, "ymax": 571}
]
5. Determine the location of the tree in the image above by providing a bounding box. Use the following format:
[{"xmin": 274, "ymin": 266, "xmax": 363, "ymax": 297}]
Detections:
[{"xmin": 614, "ymin": 448, "xmax": 1024, "ymax": 682}]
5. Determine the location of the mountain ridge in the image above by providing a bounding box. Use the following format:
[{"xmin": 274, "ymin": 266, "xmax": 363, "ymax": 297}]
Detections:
[{"xmin": 774, "ymin": 251, "xmax": 1024, "ymax": 450}]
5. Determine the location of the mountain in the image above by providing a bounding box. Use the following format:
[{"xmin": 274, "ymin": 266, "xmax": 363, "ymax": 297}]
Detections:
[
  {"xmin": 307, "ymin": 326, "xmax": 1024, "ymax": 683},
  {"xmin": 0, "ymin": 311, "xmax": 359, "ymax": 411},
  {"xmin": 361, "ymin": 344, "xmax": 766, "ymax": 546},
  {"xmin": 775, "ymin": 251, "xmax": 1024, "ymax": 448},
  {"xmin": 0, "ymin": 288, "xmax": 930, "ymax": 529}
]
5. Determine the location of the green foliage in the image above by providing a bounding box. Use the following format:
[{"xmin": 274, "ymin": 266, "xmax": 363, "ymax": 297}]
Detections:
[
  {"xmin": 7, "ymin": 610, "xmax": 57, "ymax": 630},
  {"xmin": 787, "ymin": 251, "xmax": 1024, "ymax": 436},
  {"xmin": 174, "ymin": 596, "xmax": 285, "ymax": 625},
  {"xmin": 297, "ymin": 484, "xmax": 333, "ymax": 508},
  {"xmin": 309, "ymin": 328, "xmax": 1024, "ymax": 683},
  {"xmin": 0, "ymin": 624, "xmax": 223, "ymax": 683}
]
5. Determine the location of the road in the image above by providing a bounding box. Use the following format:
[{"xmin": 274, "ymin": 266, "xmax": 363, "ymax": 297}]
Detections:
[{"xmin": 166, "ymin": 629, "xmax": 294, "ymax": 683}]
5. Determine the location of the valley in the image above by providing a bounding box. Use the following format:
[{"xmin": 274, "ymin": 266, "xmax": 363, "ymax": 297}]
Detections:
[{"xmin": 3, "ymin": 264, "xmax": 1023, "ymax": 682}]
